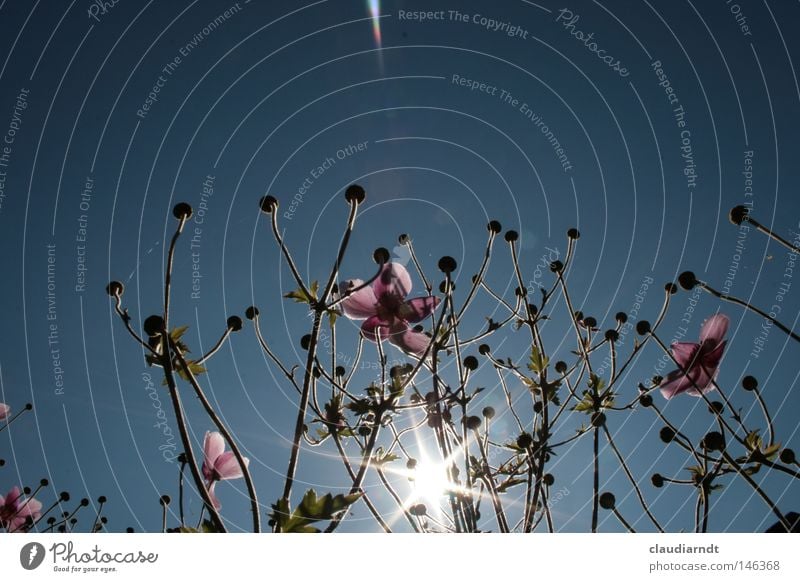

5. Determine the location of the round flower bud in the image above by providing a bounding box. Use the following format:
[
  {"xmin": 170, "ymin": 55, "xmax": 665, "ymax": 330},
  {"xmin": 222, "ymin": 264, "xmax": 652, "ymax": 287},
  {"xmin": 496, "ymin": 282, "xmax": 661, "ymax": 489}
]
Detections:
[
  {"xmin": 615, "ymin": 312, "xmax": 628, "ymax": 324},
  {"xmin": 636, "ymin": 320, "xmax": 651, "ymax": 335},
  {"xmin": 651, "ymin": 474, "xmax": 664, "ymax": 488},
  {"xmin": 702, "ymin": 431, "xmax": 725, "ymax": 451},
  {"xmin": 605, "ymin": 329, "xmax": 619, "ymax": 342},
  {"xmin": 81, "ymin": 498, "xmax": 90, "ymax": 507},
  {"xmin": 549, "ymin": 260, "xmax": 564, "ymax": 273},
  {"xmin": 439, "ymin": 280, "xmax": 455, "ymax": 293},
  {"xmin": 259, "ymin": 195, "xmax": 278, "ymax": 213},
  {"xmin": 227, "ymin": 316, "xmax": 243, "ymax": 332},
  {"xmin": 335, "ymin": 366, "xmax": 346, "ymax": 377},
  {"xmin": 126, "ymin": 527, "xmax": 134, "ymax": 533},
  {"xmin": 106, "ymin": 281, "xmax": 124, "ymax": 297},
  {"xmin": 398, "ymin": 233, "xmax": 409, "ymax": 245},
  {"xmin": 482, "ymin": 406, "xmax": 495, "ymax": 419},
  {"xmin": 533, "ymin": 401, "xmax": 543, "ymax": 414},
  {"xmin": 373, "ymin": 247, "xmax": 390, "ymax": 264},
  {"xmin": 639, "ymin": 394, "xmax": 653, "ymax": 408},
  {"xmin": 442, "ymin": 409, "xmax": 452, "ymax": 423},
  {"xmin": 598, "ymin": 492, "xmax": 616, "ymax": 510},
  {"xmin": 584, "ymin": 316, "xmax": 597, "ymax": 329},
  {"xmin": 159, "ymin": 494, "xmax": 171, "ymax": 506},
  {"xmin": 465, "ymin": 416, "xmax": 482, "ymax": 431},
  {"xmin": 554, "ymin": 361, "xmax": 567, "ymax": 373},
  {"xmin": 708, "ymin": 401, "xmax": 724, "ymax": 414},
  {"xmin": 516, "ymin": 433, "xmax": 533, "ymax": 449},
  {"xmin": 678, "ymin": 271, "xmax": 698, "ymax": 290},
  {"xmin": 300, "ymin": 334, "xmax": 311, "ymax": 350},
  {"xmin": 514, "ymin": 286, "xmax": 527, "ymax": 297},
  {"xmin": 488, "ymin": 220, "xmax": 502, "ymax": 234},
  {"xmin": 60, "ymin": 491, "xmax": 70, "ymax": 502},
  {"xmin": 98, "ymin": 496, "xmax": 107, "ymax": 504},
  {"xmin": 543, "ymin": 473, "xmax": 555, "ymax": 486},
  {"xmin": 504, "ymin": 230, "xmax": 518, "ymax": 243},
  {"xmin": 357, "ymin": 425, "xmax": 371, "ymax": 437},
  {"xmin": 25, "ymin": 403, "xmax": 33, "ymax": 411},
  {"xmin": 23, "ymin": 486, "xmax": 31, "ymax": 494},
  {"xmin": 406, "ymin": 458, "xmax": 417, "ymax": 470},
  {"xmin": 478, "ymin": 343, "xmax": 491, "ymax": 355},
  {"xmin": 463, "ymin": 356, "xmax": 478, "ymax": 371},
  {"xmin": 409, "ymin": 503, "xmax": 427, "ymax": 516},
  {"xmin": 567, "ymin": 228, "xmax": 580, "ymax": 240},
  {"xmin": 741, "ymin": 375, "xmax": 758, "ymax": 391},
  {"xmin": 527, "ymin": 303, "xmax": 539, "ymax": 316},
  {"xmin": 40, "ymin": 479, "xmax": 49, "ymax": 487},
  {"xmin": 665, "ymin": 282, "xmax": 678, "ymax": 295},
  {"xmin": 438, "ymin": 256, "xmax": 457, "ymax": 273},
  {"xmin": 729, "ymin": 205, "xmax": 749, "ymax": 226},
  {"xmin": 591, "ymin": 412, "xmax": 606, "ymax": 427},
  {"xmin": 245, "ymin": 306, "xmax": 259, "ymax": 320},
  {"xmin": 779, "ymin": 448, "xmax": 796, "ymax": 464},
  {"xmin": 172, "ymin": 203, "xmax": 193, "ymax": 220},
  {"xmin": 0, "ymin": 459, "xmax": 5, "ymax": 466},
  {"xmin": 659, "ymin": 426, "xmax": 676, "ymax": 443},
  {"xmin": 143, "ymin": 315, "xmax": 165, "ymax": 337},
  {"xmin": 344, "ymin": 184, "xmax": 365, "ymax": 204}
]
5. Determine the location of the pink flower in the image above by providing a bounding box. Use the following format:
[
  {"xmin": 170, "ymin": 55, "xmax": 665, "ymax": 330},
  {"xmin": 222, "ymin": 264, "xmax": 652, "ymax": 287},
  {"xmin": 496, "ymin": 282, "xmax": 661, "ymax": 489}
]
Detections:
[
  {"xmin": 660, "ymin": 314, "xmax": 729, "ymax": 400},
  {"xmin": 201, "ymin": 431, "xmax": 248, "ymax": 509},
  {"xmin": 0, "ymin": 403, "xmax": 9, "ymax": 421},
  {"xmin": 0, "ymin": 486, "xmax": 42, "ymax": 532},
  {"xmin": 340, "ymin": 262, "xmax": 440, "ymax": 355}
]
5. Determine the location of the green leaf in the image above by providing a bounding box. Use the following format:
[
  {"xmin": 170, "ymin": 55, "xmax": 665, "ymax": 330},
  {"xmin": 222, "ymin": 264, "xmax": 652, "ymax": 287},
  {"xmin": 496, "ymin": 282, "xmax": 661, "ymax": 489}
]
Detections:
[
  {"xmin": 284, "ymin": 281, "xmax": 319, "ymax": 304},
  {"xmin": 345, "ymin": 398, "xmax": 372, "ymax": 416},
  {"xmin": 201, "ymin": 519, "xmax": 220, "ymax": 533},
  {"xmin": 496, "ymin": 477, "xmax": 526, "ymax": 493},
  {"xmin": 528, "ymin": 346, "xmax": 549, "ymax": 374},
  {"xmin": 175, "ymin": 360, "xmax": 207, "ymax": 383},
  {"xmin": 271, "ymin": 490, "xmax": 363, "ymax": 533}
]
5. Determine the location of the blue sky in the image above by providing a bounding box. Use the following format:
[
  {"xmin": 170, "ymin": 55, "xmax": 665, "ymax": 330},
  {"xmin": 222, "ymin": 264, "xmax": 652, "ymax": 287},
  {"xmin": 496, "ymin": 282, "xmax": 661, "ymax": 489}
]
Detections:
[{"xmin": 1, "ymin": 0, "xmax": 799, "ymax": 533}]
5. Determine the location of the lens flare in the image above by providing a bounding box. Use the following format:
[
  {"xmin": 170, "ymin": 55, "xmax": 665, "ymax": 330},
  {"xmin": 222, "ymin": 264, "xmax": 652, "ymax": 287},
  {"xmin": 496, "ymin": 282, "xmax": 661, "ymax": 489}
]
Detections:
[{"xmin": 368, "ymin": 0, "xmax": 381, "ymax": 47}]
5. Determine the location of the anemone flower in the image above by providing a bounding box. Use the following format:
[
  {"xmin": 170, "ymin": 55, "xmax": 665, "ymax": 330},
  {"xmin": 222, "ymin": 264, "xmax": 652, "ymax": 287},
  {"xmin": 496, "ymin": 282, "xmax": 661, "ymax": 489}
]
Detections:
[
  {"xmin": 201, "ymin": 431, "xmax": 248, "ymax": 510},
  {"xmin": 0, "ymin": 403, "xmax": 9, "ymax": 421},
  {"xmin": 0, "ymin": 486, "xmax": 42, "ymax": 532},
  {"xmin": 660, "ymin": 314, "xmax": 729, "ymax": 400},
  {"xmin": 341, "ymin": 262, "xmax": 439, "ymax": 356}
]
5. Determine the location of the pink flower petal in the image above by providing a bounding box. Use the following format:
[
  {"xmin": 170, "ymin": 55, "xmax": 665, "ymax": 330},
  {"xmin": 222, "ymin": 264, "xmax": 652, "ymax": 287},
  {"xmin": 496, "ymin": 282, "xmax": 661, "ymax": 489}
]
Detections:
[
  {"xmin": 361, "ymin": 316, "xmax": 390, "ymax": 343},
  {"xmin": 702, "ymin": 340, "xmax": 727, "ymax": 370},
  {"xmin": 373, "ymin": 263, "xmax": 412, "ymax": 299},
  {"xmin": 387, "ymin": 322, "xmax": 431, "ymax": 356},
  {"xmin": 203, "ymin": 431, "xmax": 225, "ymax": 480},
  {"xmin": 670, "ymin": 342, "xmax": 700, "ymax": 368},
  {"xmin": 340, "ymin": 279, "xmax": 378, "ymax": 320},
  {"xmin": 699, "ymin": 314, "xmax": 729, "ymax": 344},
  {"xmin": 207, "ymin": 481, "xmax": 221, "ymax": 510},
  {"xmin": 214, "ymin": 451, "xmax": 247, "ymax": 481},
  {"xmin": 659, "ymin": 365, "xmax": 716, "ymax": 399},
  {"xmin": 401, "ymin": 296, "xmax": 440, "ymax": 323},
  {"xmin": 0, "ymin": 403, "xmax": 10, "ymax": 421}
]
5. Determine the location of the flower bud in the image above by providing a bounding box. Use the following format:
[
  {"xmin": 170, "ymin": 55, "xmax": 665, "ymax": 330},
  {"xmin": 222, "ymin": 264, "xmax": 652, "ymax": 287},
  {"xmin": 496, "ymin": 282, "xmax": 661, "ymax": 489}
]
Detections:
[
  {"xmin": 780, "ymin": 448, "xmax": 796, "ymax": 464},
  {"xmin": 605, "ymin": 329, "xmax": 619, "ymax": 342},
  {"xmin": 638, "ymin": 394, "xmax": 653, "ymax": 408},
  {"xmin": 245, "ymin": 306, "xmax": 259, "ymax": 320},
  {"xmin": 741, "ymin": 375, "xmax": 758, "ymax": 391},
  {"xmin": 549, "ymin": 260, "xmax": 563, "ymax": 273},
  {"xmin": 40, "ymin": 479, "xmax": 49, "ymax": 487},
  {"xmin": 678, "ymin": 271, "xmax": 698, "ymax": 290},
  {"xmin": 406, "ymin": 458, "xmax": 417, "ymax": 470},
  {"xmin": 516, "ymin": 433, "xmax": 533, "ymax": 449},
  {"xmin": 398, "ymin": 234, "xmax": 409, "ymax": 245},
  {"xmin": 504, "ymin": 230, "xmax": 518, "ymax": 243},
  {"xmin": 106, "ymin": 281, "xmax": 124, "ymax": 297},
  {"xmin": 335, "ymin": 366, "xmax": 346, "ymax": 377},
  {"xmin": 259, "ymin": 196, "xmax": 278, "ymax": 213},
  {"xmin": 482, "ymin": 406, "xmax": 495, "ymax": 419},
  {"xmin": 583, "ymin": 316, "xmax": 597, "ymax": 329},
  {"xmin": 488, "ymin": 220, "xmax": 502, "ymax": 234},
  {"xmin": 438, "ymin": 256, "xmax": 457, "ymax": 273},
  {"xmin": 463, "ymin": 356, "xmax": 478, "ymax": 371},
  {"xmin": 702, "ymin": 431, "xmax": 725, "ymax": 451},
  {"xmin": 227, "ymin": 316, "xmax": 243, "ymax": 332},
  {"xmin": 615, "ymin": 312, "xmax": 628, "ymax": 324},
  {"xmin": 81, "ymin": 498, "xmax": 90, "ymax": 506},
  {"xmin": 543, "ymin": 473, "xmax": 555, "ymax": 486},
  {"xmin": 300, "ymin": 334, "xmax": 311, "ymax": 350},
  {"xmin": 160, "ymin": 495, "xmax": 171, "ymax": 506},
  {"xmin": 98, "ymin": 496, "xmax": 107, "ymax": 504},
  {"xmin": 598, "ymin": 492, "xmax": 615, "ymax": 510},
  {"xmin": 172, "ymin": 203, "xmax": 193, "ymax": 220},
  {"xmin": 143, "ymin": 315, "xmax": 165, "ymax": 337},
  {"xmin": 659, "ymin": 426, "xmax": 676, "ymax": 443},
  {"xmin": 636, "ymin": 320, "xmax": 651, "ymax": 335},
  {"xmin": 567, "ymin": 228, "xmax": 580, "ymax": 239},
  {"xmin": 344, "ymin": 184, "xmax": 365, "ymax": 204},
  {"xmin": 591, "ymin": 412, "xmax": 606, "ymax": 427},
  {"xmin": 533, "ymin": 401, "xmax": 543, "ymax": 414},
  {"xmin": 708, "ymin": 401, "xmax": 724, "ymax": 414},
  {"xmin": 651, "ymin": 473, "xmax": 664, "ymax": 488},
  {"xmin": 729, "ymin": 205, "xmax": 749, "ymax": 226},
  {"xmin": 373, "ymin": 247, "xmax": 390, "ymax": 264},
  {"xmin": 478, "ymin": 344, "xmax": 491, "ymax": 355},
  {"xmin": 357, "ymin": 425, "xmax": 371, "ymax": 437},
  {"xmin": 554, "ymin": 361, "xmax": 567, "ymax": 373},
  {"xmin": 409, "ymin": 503, "xmax": 427, "ymax": 516},
  {"xmin": 665, "ymin": 282, "xmax": 678, "ymax": 295},
  {"xmin": 465, "ymin": 416, "xmax": 482, "ymax": 430}
]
